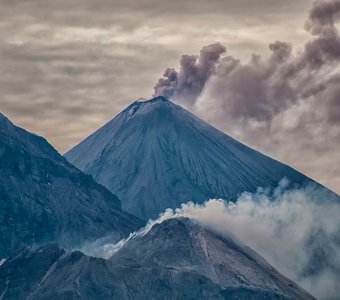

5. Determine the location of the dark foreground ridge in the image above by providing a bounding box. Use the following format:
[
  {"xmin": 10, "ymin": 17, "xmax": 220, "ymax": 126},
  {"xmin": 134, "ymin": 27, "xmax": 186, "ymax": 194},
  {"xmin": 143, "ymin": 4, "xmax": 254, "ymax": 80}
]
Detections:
[{"xmin": 0, "ymin": 218, "xmax": 315, "ymax": 300}]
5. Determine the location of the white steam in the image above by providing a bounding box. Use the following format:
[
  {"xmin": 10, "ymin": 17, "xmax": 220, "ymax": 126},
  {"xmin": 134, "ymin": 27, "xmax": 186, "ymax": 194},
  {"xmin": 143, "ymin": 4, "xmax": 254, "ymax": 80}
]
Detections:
[{"xmin": 87, "ymin": 180, "xmax": 340, "ymax": 300}]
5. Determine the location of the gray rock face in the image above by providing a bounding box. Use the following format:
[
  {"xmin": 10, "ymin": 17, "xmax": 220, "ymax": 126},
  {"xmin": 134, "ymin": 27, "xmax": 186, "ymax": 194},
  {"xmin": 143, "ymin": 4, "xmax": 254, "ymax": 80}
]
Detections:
[
  {"xmin": 0, "ymin": 113, "xmax": 143, "ymax": 258},
  {"xmin": 65, "ymin": 96, "xmax": 315, "ymax": 220},
  {"xmin": 0, "ymin": 219, "xmax": 315, "ymax": 300}
]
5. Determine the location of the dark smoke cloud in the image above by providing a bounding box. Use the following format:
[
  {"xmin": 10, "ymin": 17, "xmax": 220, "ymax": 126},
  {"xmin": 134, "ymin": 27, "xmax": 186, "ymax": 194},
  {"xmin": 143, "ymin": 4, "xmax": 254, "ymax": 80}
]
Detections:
[
  {"xmin": 154, "ymin": 0, "xmax": 340, "ymax": 124},
  {"xmin": 153, "ymin": 42, "xmax": 226, "ymax": 105}
]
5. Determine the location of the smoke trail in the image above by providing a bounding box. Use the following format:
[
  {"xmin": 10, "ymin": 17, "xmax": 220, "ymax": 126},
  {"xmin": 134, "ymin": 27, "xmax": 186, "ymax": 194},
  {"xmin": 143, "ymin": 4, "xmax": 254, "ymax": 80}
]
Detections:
[
  {"xmin": 88, "ymin": 181, "xmax": 340, "ymax": 300},
  {"xmin": 156, "ymin": 183, "xmax": 340, "ymax": 300}
]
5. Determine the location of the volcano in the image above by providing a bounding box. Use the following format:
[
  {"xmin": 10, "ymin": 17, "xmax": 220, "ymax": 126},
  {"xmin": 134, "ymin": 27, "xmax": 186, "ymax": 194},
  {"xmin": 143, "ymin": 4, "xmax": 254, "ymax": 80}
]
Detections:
[
  {"xmin": 65, "ymin": 96, "xmax": 321, "ymax": 219},
  {"xmin": 65, "ymin": 96, "xmax": 319, "ymax": 219}
]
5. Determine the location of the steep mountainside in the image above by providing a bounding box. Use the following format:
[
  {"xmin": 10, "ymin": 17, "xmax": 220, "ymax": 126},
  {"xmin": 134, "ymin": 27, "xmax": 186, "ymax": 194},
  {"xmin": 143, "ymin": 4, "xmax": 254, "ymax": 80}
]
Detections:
[
  {"xmin": 0, "ymin": 218, "xmax": 315, "ymax": 300},
  {"xmin": 66, "ymin": 96, "xmax": 316, "ymax": 219},
  {"xmin": 0, "ymin": 113, "xmax": 143, "ymax": 258}
]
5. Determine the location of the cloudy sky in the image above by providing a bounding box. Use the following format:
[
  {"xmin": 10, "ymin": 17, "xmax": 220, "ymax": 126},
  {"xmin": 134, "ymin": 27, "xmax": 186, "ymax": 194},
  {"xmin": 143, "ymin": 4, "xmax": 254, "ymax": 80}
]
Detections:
[{"xmin": 1, "ymin": 0, "xmax": 340, "ymax": 194}]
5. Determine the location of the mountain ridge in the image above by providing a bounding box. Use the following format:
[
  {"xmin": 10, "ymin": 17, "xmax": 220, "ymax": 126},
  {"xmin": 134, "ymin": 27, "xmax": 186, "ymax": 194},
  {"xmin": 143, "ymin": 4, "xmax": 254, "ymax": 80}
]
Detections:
[{"xmin": 0, "ymin": 112, "xmax": 143, "ymax": 258}]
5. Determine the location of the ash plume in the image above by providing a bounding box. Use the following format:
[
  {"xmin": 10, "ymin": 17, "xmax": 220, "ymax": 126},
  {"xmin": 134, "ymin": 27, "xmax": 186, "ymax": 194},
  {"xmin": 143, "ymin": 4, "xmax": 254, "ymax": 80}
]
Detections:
[
  {"xmin": 153, "ymin": 0, "xmax": 340, "ymax": 123},
  {"xmin": 153, "ymin": 42, "xmax": 226, "ymax": 105}
]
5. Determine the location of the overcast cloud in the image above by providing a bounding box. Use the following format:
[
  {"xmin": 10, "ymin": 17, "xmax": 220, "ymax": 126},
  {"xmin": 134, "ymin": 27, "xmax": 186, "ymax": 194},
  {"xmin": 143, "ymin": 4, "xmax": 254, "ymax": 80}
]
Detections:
[{"xmin": 1, "ymin": 0, "xmax": 339, "ymax": 193}]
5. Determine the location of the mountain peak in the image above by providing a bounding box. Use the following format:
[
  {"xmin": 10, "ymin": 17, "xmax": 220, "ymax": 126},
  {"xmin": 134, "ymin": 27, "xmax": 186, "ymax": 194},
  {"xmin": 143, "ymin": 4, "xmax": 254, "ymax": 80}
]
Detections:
[
  {"xmin": 136, "ymin": 96, "xmax": 169, "ymax": 103},
  {"xmin": 131, "ymin": 96, "xmax": 170, "ymax": 108},
  {"xmin": 122, "ymin": 96, "xmax": 174, "ymax": 119},
  {"xmin": 130, "ymin": 96, "xmax": 172, "ymax": 107}
]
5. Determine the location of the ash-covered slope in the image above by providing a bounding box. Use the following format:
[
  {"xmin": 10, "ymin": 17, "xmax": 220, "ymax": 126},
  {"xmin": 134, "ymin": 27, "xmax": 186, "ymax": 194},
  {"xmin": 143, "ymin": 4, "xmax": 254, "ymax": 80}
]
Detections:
[
  {"xmin": 66, "ymin": 96, "xmax": 314, "ymax": 219},
  {"xmin": 0, "ymin": 113, "xmax": 143, "ymax": 258},
  {"xmin": 0, "ymin": 218, "xmax": 315, "ymax": 300}
]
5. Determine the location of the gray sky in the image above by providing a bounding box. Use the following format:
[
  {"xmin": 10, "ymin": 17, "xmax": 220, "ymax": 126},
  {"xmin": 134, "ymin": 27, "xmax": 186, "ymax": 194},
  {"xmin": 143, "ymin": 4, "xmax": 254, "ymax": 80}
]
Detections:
[{"xmin": 1, "ymin": 0, "xmax": 339, "ymax": 194}]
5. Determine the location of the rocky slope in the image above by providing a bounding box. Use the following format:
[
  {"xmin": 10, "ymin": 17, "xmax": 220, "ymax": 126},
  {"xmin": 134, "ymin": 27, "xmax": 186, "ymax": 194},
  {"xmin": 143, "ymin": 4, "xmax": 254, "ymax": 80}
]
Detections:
[{"xmin": 0, "ymin": 113, "xmax": 143, "ymax": 258}]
